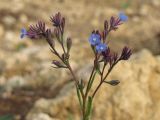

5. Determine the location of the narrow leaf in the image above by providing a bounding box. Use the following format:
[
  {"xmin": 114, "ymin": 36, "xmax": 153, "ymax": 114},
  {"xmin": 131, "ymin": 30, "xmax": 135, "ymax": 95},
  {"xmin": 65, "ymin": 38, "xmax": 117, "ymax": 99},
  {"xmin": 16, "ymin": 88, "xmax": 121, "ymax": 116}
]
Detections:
[
  {"xmin": 96, "ymin": 67, "xmax": 101, "ymax": 75},
  {"xmin": 88, "ymin": 72, "xmax": 96, "ymax": 91},
  {"xmin": 94, "ymin": 61, "xmax": 101, "ymax": 75},
  {"xmin": 78, "ymin": 79, "xmax": 84, "ymax": 90},
  {"xmin": 85, "ymin": 96, "xmax": 93, "ymax": 120},
  {"xmin": 76, "ymin": 86, "xmax": 82, "ymax": 109}
]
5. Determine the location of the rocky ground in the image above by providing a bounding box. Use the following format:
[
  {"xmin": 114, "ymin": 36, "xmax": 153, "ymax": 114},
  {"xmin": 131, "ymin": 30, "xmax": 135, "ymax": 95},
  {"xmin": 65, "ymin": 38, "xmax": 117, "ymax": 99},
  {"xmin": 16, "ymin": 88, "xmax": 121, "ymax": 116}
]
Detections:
[{"xmin": 0, "ymin": 0, "xmax": 160, "ymax": 120}]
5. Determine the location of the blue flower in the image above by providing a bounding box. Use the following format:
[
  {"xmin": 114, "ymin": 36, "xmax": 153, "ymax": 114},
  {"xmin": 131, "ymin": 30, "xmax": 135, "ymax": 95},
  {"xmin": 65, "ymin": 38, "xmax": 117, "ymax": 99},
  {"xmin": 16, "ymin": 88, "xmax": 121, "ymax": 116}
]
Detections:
[
  {"xmin": 96, "ymin": 43, "xmax": 107, "ymax": 53},
  {"xmin": 119, "ymin": 12, "xmax": 128, "ymax": 22},
  {"xmin": 20, "ymin": 28, "xmax": 27, "ymax": 39},
  {"xmin": 89, "ymin": 33, "xmax": 101, "ymax": 45}
]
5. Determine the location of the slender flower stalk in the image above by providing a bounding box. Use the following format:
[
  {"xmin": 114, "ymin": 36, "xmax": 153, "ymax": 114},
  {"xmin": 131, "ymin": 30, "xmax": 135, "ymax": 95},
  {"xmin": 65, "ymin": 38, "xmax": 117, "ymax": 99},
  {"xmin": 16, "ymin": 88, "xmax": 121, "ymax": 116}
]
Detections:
[{"xmin": 21, "ymin": 12, "xmax": 132, "ymax": 120}]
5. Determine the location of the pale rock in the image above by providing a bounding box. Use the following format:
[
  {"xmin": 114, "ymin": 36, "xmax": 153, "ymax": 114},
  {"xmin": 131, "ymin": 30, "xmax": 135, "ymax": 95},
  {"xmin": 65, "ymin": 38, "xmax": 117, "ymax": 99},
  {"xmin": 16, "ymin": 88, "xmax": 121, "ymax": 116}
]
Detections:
[
  {"xmin": 27, "ymin": 113, "xmax": 57, "ymax": 120},
  {"xmin": 26, "ymin": 49, "xmax": 160, "ymax": 120},
  {"xmin": 2, "ymin": 15, "xmax": 16, "ymax": 27},
  {"xmin": 5, "ymin": 76, "xmax": 27, "ymax": 91},
  {"xmin": 140, "ymin": 5, "xmax": 150, "ymax": 16},
  {"xmin": 152, "ymin": 0, "xmax": 160, "ymax": 7}
]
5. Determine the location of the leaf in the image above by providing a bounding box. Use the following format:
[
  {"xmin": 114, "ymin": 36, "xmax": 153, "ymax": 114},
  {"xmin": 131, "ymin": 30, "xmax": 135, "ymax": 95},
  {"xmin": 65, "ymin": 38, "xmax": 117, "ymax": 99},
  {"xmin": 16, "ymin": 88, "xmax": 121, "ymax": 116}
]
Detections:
[
  {"xmin": 95, "ymin": 63, "xmax": 101, "ymax": 75},
  {"xmin": 85, "ymin": 96, "xmax": 93, "ymax": 120},
  {"xmin": 94, "ymin": 61, "xmax": 101, "ymax": 75},
  {"xmin": 88, "ymin": 72, "xmax": 96, "ymax": 91},
  {"xmin": 76, "ymin": 86, "xmax": 82, "ymax": 109},
  {"xmin": 78, "ymin": 79, "xmax": 84, "ymax": 90}
]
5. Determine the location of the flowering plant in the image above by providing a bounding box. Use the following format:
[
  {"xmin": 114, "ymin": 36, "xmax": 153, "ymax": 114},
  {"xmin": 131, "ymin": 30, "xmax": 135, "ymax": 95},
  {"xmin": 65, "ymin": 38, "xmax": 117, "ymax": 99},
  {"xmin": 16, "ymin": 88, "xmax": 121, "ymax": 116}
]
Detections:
[{"xmin": 21, "ymin": 12, "xmax": 131, "ymax": 120}]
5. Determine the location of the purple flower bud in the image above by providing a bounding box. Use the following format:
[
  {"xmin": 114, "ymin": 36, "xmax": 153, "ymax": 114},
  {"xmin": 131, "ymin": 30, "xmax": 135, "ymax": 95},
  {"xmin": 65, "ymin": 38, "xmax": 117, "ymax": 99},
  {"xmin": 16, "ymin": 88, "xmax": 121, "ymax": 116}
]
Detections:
[
  {"xmin": 102, "ymin": 48, "xmax": 119, "ymax": 66},
  {"xmin": 102, "ymin": 47, "xmax": 111, "ymax": 62},
  {"xmin": 52, "ymin": 60, "xmax": 66, "ymax": 68},
  {"xmin": 110, "ymin": 16, "xmax": 122, "ymax": 31},
  {"xmin": 104, "ymin": 20, "xmax": 108, "ymax": 31},
  {"xmin": 96, "ymin": 43, "xmax": 107, "ymax": 53},
  {"xmin": 107, "ymin": 52, "xmax": 118, "ymax": 66},
  {"xmin": 61, "ymin": 17, "xmax": 65, "ymax": 33},
  {"xmin": 27, "ymin": 21, "xmax": 46, "ymax": 39},
  {"xmin": 120, "ymin": 46, "xmax": 132, "ymax": 60},
  {"xmin": 50, "ymin": 12, "xmax": 65, "ymax": 31},
  {"xmin": 50, "ymin": 12, "xmax": 62, "ymax": 27},
  {"xmin": 45, "ymin": 29, "xmax": 54, "ymax": 48},
  {"xmin": 89, "ymin": 33, "xmax": 101, "ymax": 46},
  {"xmin": 66, "ymin": 37, "xmax": 72, "ymax": 53},
  {"xmin": 105, "ymin": 80, "xmax": 120, "ymax": 86}
]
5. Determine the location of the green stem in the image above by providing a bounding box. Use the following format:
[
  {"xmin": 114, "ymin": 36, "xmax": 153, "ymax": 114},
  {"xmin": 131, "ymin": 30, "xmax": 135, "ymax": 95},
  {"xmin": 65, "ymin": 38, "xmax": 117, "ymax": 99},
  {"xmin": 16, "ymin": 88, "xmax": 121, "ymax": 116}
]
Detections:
[{"xmin": 92, "ymin": 61, "xmax": 118, "ymax": 98}]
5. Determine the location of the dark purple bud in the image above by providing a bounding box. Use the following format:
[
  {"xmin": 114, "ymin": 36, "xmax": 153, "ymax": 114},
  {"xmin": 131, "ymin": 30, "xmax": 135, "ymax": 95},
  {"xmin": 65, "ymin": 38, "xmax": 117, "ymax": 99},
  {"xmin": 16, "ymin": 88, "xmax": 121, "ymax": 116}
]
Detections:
[
  {"xmin": 50, "ymin": 12, "xmax": 62, "ymax": 27},
  {"xmin": 102, "ymin": 47, "xmax": 111, "ymax": 63},
  {"xmin": 27, "ymin": 21, "xmax": 46, "ymax": 39},
  {"xmin": 45, "ymin": 29, "xmax": 54, "ymax": 48},
  {"xmin": 61, "ymin": 17, "xmax": 65, "ymax": 32},
  {"xmin": 37, "ymin": 21, "xmax": 46, "ymax": 33},
  {"xmin": 102, "ymin": 48, "xmax": 119, "ymax": 66},
  {"xmin": 120, "ymin": 46, "xmax": 132, "ymax": 60},
  {"xmin": 95, "ymin": 30, "xmax": 100, "ymax": 35},
  {"xmin": 109, "ymin": 52, "xmax": 119, "ymax": 66},
  {"xmin": 92, "ymin": 30, "xmax": 96, "ymax": 34},
  {"xmin": 101, "ymin": 30, "xmax": 107, "ymax": 41},
  {"xmin": 52, "ymin": 60, "xmax": 66, "ymax": 68},
  {"xmin": 110, "ymin": 16, "xmax": 122, "ymax": 31},
  {"xmin": 110, "ymin": 17, "xmax": 114, "ymax": 26},
  {"xmin": 104, "ymin": 80, "xmax": 120, "ymax": 86},
  {"xmin": 104, "ymin": 20, "xmax": 108, "ymax": 31},
  {"xmin": 66, "ymin": 37, "xmax": 72, "ymax": 53}
]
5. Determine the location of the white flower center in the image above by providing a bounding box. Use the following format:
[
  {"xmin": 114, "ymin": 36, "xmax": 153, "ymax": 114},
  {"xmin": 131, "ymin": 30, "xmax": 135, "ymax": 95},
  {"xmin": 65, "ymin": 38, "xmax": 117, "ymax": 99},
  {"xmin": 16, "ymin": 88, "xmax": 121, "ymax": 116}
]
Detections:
[
  {"xmin": 93, "ymin": 38, "xmax": 96, "ymax": 41},
  {"xmin": 100, "ymin": 47, "xmax": 104, "ymax": 50}
]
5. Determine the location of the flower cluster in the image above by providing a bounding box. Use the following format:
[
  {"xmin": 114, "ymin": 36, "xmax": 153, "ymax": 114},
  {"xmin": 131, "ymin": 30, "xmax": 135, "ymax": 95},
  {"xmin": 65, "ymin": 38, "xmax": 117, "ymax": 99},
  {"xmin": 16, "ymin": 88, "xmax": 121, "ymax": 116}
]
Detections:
[
  {"xmin": 89, "ymin": 12, "xmax": 128, "ymax": 54},
  {"xmin": 21, "ymin": 12, "xmax": 131, "ymax": 120},
  {"xmin": 88, "ymin": 12, "xmax": 131, "ymax": 71}
]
